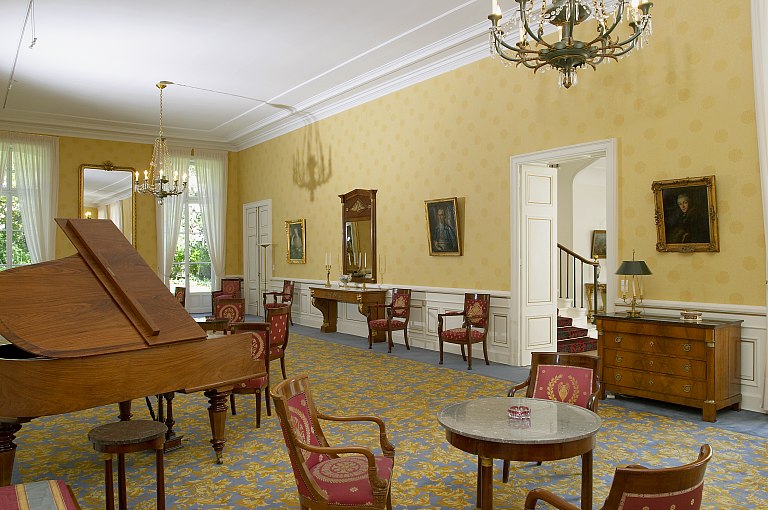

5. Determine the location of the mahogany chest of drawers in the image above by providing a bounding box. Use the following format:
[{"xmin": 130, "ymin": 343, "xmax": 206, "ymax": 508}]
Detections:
[{"xmin": 595, "ymin": 313, "xmax": 741, "ymax": 422}]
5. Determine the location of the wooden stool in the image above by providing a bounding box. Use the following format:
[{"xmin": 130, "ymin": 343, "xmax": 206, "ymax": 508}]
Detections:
[{"xmin": 88, "ymin": 420, "xmax": 167, "ymax": 510}]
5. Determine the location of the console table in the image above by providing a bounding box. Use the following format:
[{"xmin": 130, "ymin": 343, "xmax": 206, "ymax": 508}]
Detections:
[
  {"xmin": 595, "ymin": 313, "xmax": 742, "ymax": 422},
  {"xmin": 310, "ymin": 287, "xmax": 387, "ymax": 342}
]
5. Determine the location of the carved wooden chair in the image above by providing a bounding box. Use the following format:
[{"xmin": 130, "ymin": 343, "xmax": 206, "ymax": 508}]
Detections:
[
  {"xmin": 173, "ymin": 286, "xmax": 186, "ymax": 307},
  {"xmin": 213, "ymin": 297, "xmax": 245, "ymax": 325},
  {"xmin": 211, "ymin": 277, "xmax": 242, "ymax": 312},
  {"xmin": 366, "ymin": 288, "xmax": 411, "ymax": 352},
  {"xmin": 502, "ymin": 351, "xmax": 601, "ymax": 482},
  {"xmin": 437, "ymin": 293, "xmax": 491, "ymax": 370},
  {"xmin": 228, "ymin": 322, "xmax": 271, "ymax": 428},
  {"xmin": 524, "ymin": 444, "xmax": 712, "ymax": 510},
  {"xmin": 254, "ymin": 303, "xmax": 291, "ymax": 380},
  {"xmin": 263, "ymin": 280, "xmax": 295, "ymax": 325},
  {"xmin": 270, "ymin": 374, "xmax": 395, "ymax": 510}
]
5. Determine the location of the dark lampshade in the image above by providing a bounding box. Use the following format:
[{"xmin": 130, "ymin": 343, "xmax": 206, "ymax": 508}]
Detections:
[{"xmin": 616, "ymin": 260, "xmax": 652, "ymax": 276}]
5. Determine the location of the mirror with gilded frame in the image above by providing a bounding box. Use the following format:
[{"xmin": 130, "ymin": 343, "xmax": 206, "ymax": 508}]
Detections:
[
  {"xmin": 340, "ymin": 189, "xmax": 377, "ymax": 283},
  {"xmin": 79, "ymin": 161, "xmax": 136, "ymax": 245}
]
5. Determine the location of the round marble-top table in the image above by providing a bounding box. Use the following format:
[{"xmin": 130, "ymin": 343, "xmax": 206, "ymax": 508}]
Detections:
[{"xmin": 438, "ymin": 397, "xmax": 601, "ymax": 510}]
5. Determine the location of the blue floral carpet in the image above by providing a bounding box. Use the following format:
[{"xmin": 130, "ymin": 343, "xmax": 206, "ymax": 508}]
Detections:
[{"xmin": 11, "ymin": 334, "xmax": 768, "ymax": 509}]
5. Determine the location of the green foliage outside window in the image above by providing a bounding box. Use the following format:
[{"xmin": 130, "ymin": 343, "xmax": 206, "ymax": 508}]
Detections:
[{"xmin": 0, "ymin": 192, "xmax": 31, "ymax": 269}]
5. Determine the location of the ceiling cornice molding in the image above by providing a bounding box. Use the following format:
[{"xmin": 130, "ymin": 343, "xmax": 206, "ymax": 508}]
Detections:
[{"xmin": 232, "ymin": 28, "xmax": 490, "ymax": 151}]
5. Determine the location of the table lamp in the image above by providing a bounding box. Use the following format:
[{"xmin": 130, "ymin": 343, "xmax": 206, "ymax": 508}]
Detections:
[{"xmin": 616, "ymin": 251, "xmax": 652, "ymax": 318}]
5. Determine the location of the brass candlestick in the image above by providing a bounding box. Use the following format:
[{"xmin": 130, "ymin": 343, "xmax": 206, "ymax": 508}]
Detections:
[{"xmin": 324, "ymin": 264, "xmax": 332, "ymax": 288}]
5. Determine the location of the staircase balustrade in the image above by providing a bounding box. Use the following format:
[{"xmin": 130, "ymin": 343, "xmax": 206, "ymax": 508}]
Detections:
[{"xmin": 557, "ymin": 244, "xmax": 600, "ymax": 323}]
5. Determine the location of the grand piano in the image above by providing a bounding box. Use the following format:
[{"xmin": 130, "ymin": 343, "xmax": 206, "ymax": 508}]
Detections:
[{"xmin": 0, "ymin": 218, "xmax": 264, "ymax": 486}]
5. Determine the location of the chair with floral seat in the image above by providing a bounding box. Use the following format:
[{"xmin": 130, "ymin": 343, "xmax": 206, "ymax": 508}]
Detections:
[
  {"xmin": 271, "ymin": 373, "xmax": 396, "ymax": 510},
  {"xmin": 437, "ymin": 293, "xmax": 491, "ymax": 370},
  {"xmin": 213, "ymin": 297, "xmax": 245, "ymax": 326},
  {"xmin": 502, "ymin": 351, "xmax": 601, "ymax": 482},
  {"xmin": 524, "ymin": 444, "xmax": 712, "ymax": 510},
  {"xmin": 263, "ymin": 280, "xmax": 295, "ymax": 325},
  {"xmin": 228, "ymin": 321, "xmax": 272, "ymax": 428},
  {"xmin": 366, "ymin": 288, "xmax": 411, "ymax": 352},
  {"xmin": 211, "ymin": 277, "xmax": 242, "ymax": 313}
]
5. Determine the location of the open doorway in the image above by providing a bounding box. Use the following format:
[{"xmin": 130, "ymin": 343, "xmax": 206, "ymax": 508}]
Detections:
[{"xmin": 510, "ymin": 139, "xmax": 617, "ymax": 366}]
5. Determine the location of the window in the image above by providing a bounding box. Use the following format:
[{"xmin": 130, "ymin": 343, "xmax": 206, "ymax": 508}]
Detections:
[
  {"xmin": 0, "ymin": 165, "xmax": 31, "ymax": 270},
  {"xmin": 169, "ymin": 167, "xmax": 212, "ymax": 292}
]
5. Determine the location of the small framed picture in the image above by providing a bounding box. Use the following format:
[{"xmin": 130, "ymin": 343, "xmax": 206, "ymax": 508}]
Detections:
[
  {"xmin": 591, "ymin": 230, "xmax": 606, "ymax": 259},
  {"xmin": 652, "ymin": 175, "xmax": 719, "ymax": 252},
  {"xmin": 286, "ymin": 219, "xmax": 306, "ymax": 263},
  {"xmin": 424, "ymin": 197, "xmax": 461, "ymax": 256}
]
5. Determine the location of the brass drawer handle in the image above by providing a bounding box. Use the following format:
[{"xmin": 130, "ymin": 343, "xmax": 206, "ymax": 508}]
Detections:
[
  {"xmin": 683, "ymin": 343, "xmax": 691, "ymax": 352},
  {"xmin": 649, "ymin": 340, "xmax": 654, "ymax": 347},
  {"xmin": 615, "ymin": 355, "xmax": 623, "ymax": 363},
  {"xmin": 649, "ymin": 360, "xmax": 654, "ymax": 366},
  {"xmin": 683, "ymin": 384, "xmax": 692, "ymax": 393},
  {"xmin": 614, "ymin": 336, "xmax": 622, "ymax": 343},
  {"xmin": 683, "ymin": 363, "xmax": 691, "ymax": 372},
  {"xmin": 614, "ymin": 374, "xmax": 622, "ymax": 382}
]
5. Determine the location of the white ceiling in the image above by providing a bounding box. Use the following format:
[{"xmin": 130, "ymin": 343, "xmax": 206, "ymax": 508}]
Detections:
[{"xmin": 0, "ymin": 0, "xmax": 496, "ymax": 151}]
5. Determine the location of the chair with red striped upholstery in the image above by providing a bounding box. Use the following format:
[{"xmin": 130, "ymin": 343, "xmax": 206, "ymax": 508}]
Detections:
[
  {"xmin": 263, "ymin": 280, "xmax": 295, "ymax": 325},
  {"xmin": 502, "ymin": 351, "xmax": 601, "ymax": 482},
  {"xmin": 437, "ymin": 292, "xmax": 491, "ymax": 370},
  {"xmin": 271, "ymin": 374, "xmax": 396, "ymax": 510},
  {"xmin": 366, "ymin": 288, "xmax": 411, "ymax": 353},
  {"xmin": 524, "ymin": 444, "xmax": 712, "ymax": 510},
  {"xmin": 211, "ymin": 277, "xmax": 242, "ymax": 313},
  {"xmin": 0, "ymin": 480, "xmax": 81, "ymax": 509},
  {"xmin": 229, "ymin": 322, "xmax": 271, "ymax": 428}
]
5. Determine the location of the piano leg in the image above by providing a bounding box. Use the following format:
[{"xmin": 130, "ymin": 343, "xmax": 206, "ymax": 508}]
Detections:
[
  {"xmin": 161, "ymin": 392, "xmax": 183, "ymax": 452},
  {"xmin": 204, "ymin": 389, "xmax": 230, "ymax": 464},
  {"xmin": 118, "ymin": 400, "xmax": 132, "ymax": 421},
  {"xmin": 0, "ymin": 423, "xmax": 22, "ymax": 486}
]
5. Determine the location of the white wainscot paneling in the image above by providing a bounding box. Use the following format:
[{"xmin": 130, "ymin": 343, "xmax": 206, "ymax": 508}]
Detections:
[{"xmin": 526, "ymin": 315, "xmax": 554, "ymax": 349}]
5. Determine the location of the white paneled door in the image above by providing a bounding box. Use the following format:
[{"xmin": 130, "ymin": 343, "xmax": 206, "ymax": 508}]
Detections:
[
  {"xmin": 243, "ymin": 200, "xmax": 271, "ymax": 317},
  {"xmin": 519, "ymin": 164, "xmax": 558, "ymax": 364}
]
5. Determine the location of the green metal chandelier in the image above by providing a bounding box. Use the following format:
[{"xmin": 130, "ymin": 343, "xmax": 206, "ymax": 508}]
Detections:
[{"xmin": 488, "ymin": 0, "xmax": 653, "ymax": 88}]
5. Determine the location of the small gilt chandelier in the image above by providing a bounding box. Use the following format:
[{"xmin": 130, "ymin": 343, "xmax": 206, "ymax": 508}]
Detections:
[
  {"xmin": 135, "ymin": 81, "xmax": 188, "ymax": 204},
  {"xmin": 488, "ymin": 0, "xmax": 653, "ymax": 88}
]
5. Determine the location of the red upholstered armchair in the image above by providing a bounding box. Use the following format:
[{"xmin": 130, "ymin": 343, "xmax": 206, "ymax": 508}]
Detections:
[
  {"xmin": 502, "ymin": 351, "xmax": 601, "ymax": 482},
  {"xmin": 270, "ymin": 374, "xmax": 396, "ymax": 510},
  {"xmin": 366, "ymin": 288, "xmax": 411, "ymax": 352},
  {"xmin": 437, "ymin": 293, "xmax": 491, "ymax": 370},
  {"xmin": 229, "ymin": 323, "xmax": 271, "ymax": 428},
  {"xmin": 211, "ymin": 277, "xmax": 242, "ymax": 312},
  {"xmin": 524, "ymin": 444, "xmax": 712, "ymax": 510},
  {"xmin": 213, "ymin": 298, "xmax": 245, "ymax": 325},
  {"xmin": 263, "ymin": 280, "xmax": 295, "ymax": 325}
]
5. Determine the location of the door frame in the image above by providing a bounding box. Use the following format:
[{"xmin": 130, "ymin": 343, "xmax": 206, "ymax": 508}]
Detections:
[{"xmin": 510, "ymin": 138, "xmax": 618, "ymax": 366}]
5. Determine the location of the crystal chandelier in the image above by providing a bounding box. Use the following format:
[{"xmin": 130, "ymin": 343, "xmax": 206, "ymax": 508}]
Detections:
[
  {"xmin": 488, "ymin": 0, "xmax": 653, "ymax": 88},
  {"xmin": 135, "ymin": 82, "xmax": 188, "ymax": 204}
]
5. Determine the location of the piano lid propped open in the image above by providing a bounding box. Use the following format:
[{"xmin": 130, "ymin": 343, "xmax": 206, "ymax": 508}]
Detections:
[{"xmin": 0, "ymin": 218, "xmax": 206, "ymax": 358}]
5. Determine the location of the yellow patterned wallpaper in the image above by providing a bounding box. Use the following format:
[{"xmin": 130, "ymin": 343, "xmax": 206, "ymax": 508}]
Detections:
[{"xmin": 235, "ymin": 0, "xmax": 764, "ymax": 305}]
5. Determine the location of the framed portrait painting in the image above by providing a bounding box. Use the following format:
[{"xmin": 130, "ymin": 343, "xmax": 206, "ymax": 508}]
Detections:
[
  {"xmin": 424, "ymin": 197, "xmax": 461, "ymax": 256},
  {"xmin": 591, "ymin": 230, "xmax": 606, "ymax": 259},
  {"xmin": 286, "ymin": 219, "xmax": 306, "ymax": 263},
  {"xmin": 652, "ymin": 175, "xmax": 719, "ymax": 253}
]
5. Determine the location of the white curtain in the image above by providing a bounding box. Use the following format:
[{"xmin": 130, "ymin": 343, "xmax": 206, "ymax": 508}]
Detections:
[
  {"xmin": 108, "ymin": 202, "xmax": 122, "ymax": 231},
  {"xmin": 155, "ymin": 147, "xmax": 188, "ymax": 286},
  {"xmin": 752, "ymin": 0, "xmax": 768, "ymax": 410},
  {"xmin": 0, "ymin": 134, "xmax": 9, "ymax": 187},
  {"xmin": 10, "ymin": 132, "xmax": 59, "ymax": 263},
  {"xmin": 195, "ymin": 149, "xmax": 227, "ymax": 286}
]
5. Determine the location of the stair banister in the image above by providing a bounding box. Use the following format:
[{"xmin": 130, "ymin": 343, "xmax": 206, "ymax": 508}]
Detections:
[{"xmin": 557, "ymin": 244, "xmax": 600, "ymax": 322}]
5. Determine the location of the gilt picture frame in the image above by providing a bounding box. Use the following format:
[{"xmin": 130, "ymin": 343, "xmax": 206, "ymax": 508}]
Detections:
[
  {"xmin": 591, "ymin": 230, "xmax": 606, "ymax": 259},
  {"xmin": 286, "ymin": 219, "xmax": 306, "ymax": 263},
  {"xmin": 424, "ymin": 197, "xmax": 461, "ymax": 256},
  {"xmin": 652, "ymin": 175, "xmax": 719, "ymax": 253}
]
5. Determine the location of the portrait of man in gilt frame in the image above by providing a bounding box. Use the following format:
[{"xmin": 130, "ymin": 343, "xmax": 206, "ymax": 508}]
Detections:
[
  {"xmin": 425, "ymin": 197, "xmax": 461, "ymax": 256},
  {"xmin": 653, "ymin": 175, "xmax": 719, "ymax": 253}
]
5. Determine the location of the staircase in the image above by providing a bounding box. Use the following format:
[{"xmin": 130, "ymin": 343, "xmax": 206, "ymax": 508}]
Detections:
[{"xmin": 557, "ymin": 314, "xmax": 597, "ymax": 353}]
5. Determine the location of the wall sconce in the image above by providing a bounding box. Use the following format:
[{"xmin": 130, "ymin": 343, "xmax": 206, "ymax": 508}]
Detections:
[{"xmin": 616, "ymin": 251, "xmax": 652, "ymax": 318}]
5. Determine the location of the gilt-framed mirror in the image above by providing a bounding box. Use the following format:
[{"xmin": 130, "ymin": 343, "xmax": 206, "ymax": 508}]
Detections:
[
  {"xmin": 79, "ymin": 161, "xmax": 136, "ymax": 245},
  {"xmin": 340, "ymin": 189, "xmax": 377, "ymax": 284}
]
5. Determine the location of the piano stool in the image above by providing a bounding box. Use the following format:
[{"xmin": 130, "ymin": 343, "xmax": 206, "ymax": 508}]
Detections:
[
  {"xmin": 0, "ymin": 479, "xmax": 81, "ymax": 509},
  {"xmin": 87, "ymin": 420, "xmax": 167, "ymax": 510}
]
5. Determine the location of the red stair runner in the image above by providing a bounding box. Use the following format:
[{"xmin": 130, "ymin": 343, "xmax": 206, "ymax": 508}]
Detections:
[{"xmin": 556, "ymin": 315, "xmax": 595, "ymax": 353}]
